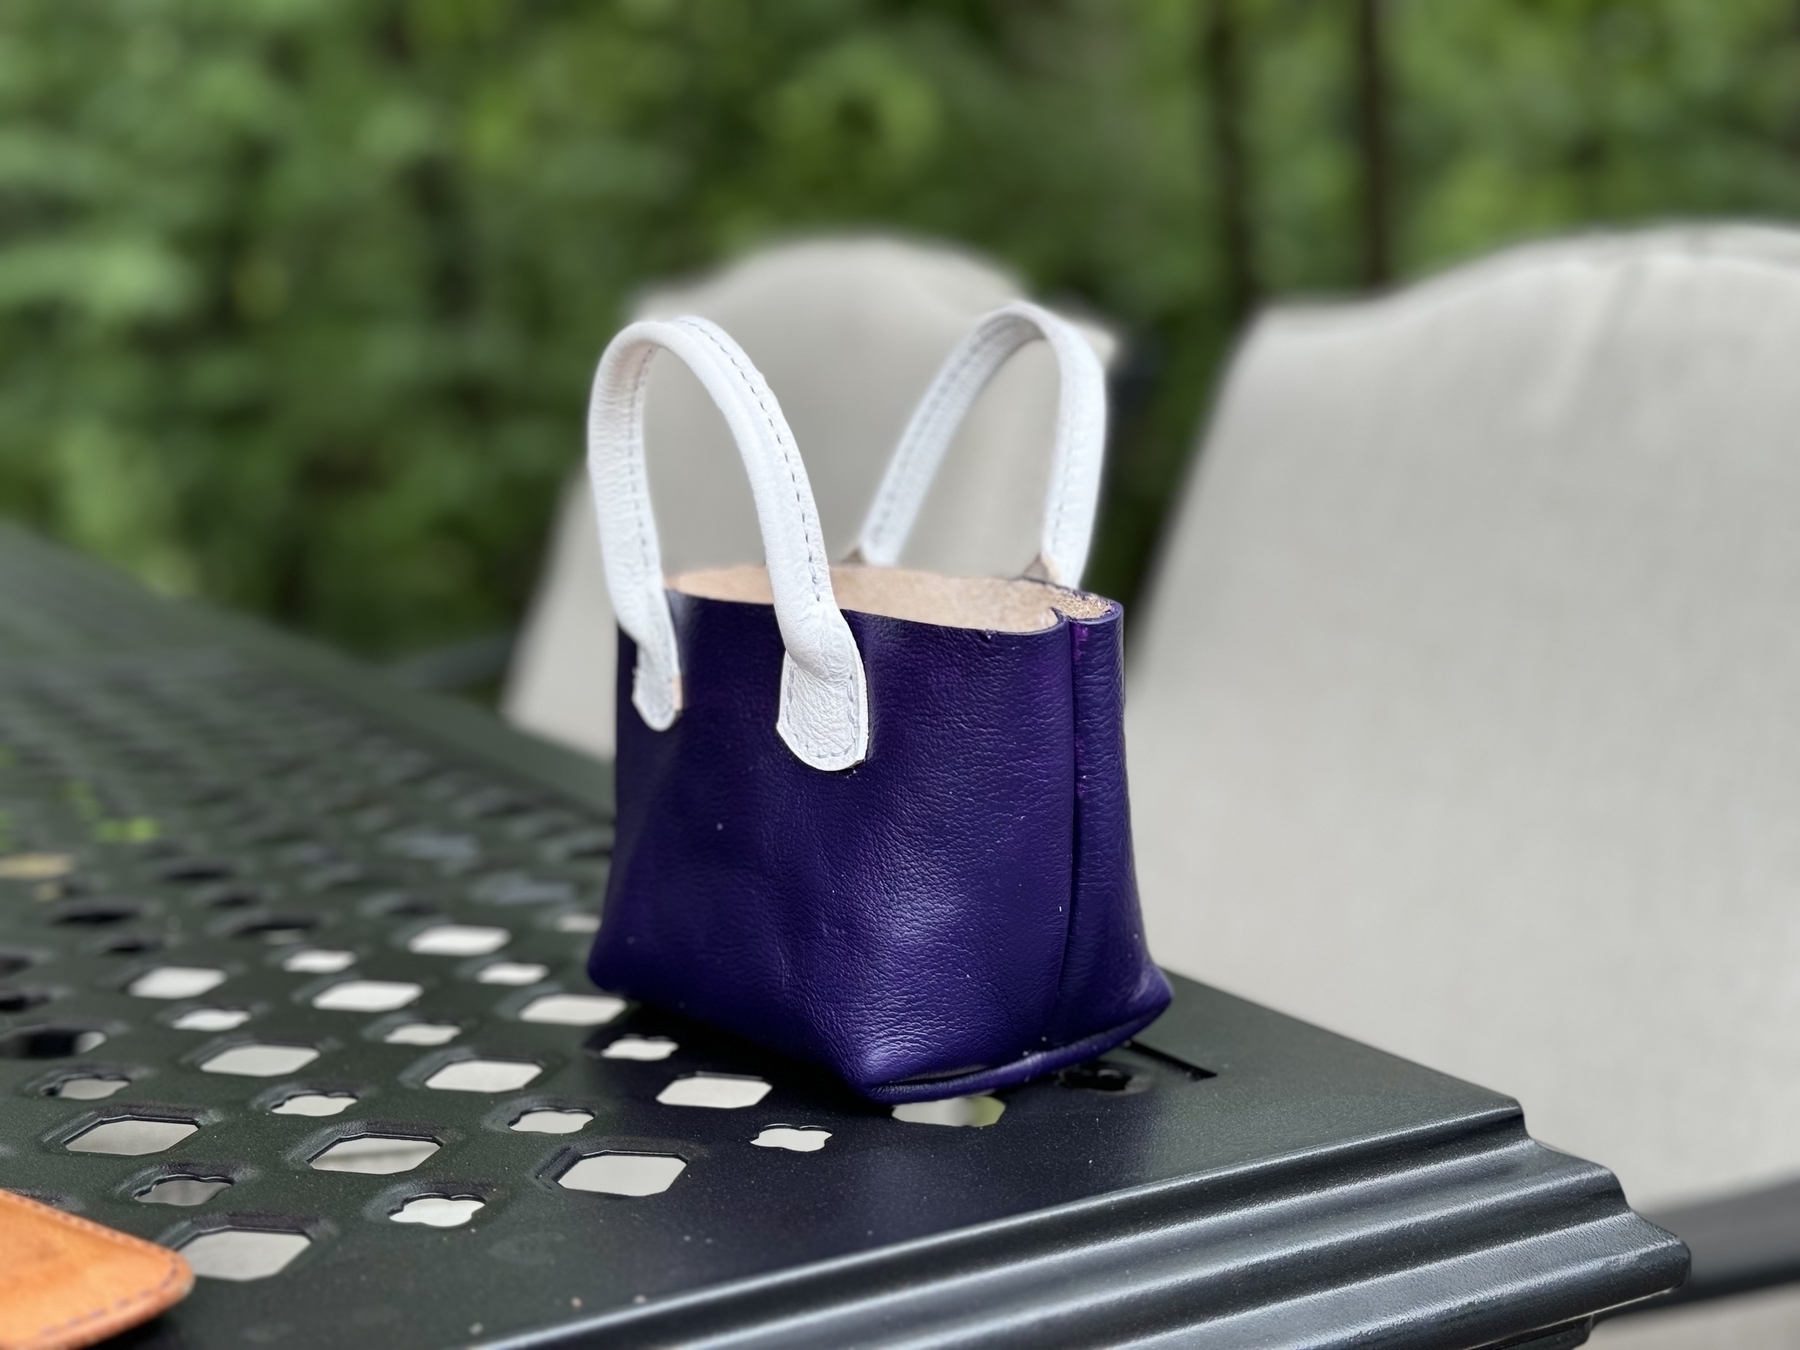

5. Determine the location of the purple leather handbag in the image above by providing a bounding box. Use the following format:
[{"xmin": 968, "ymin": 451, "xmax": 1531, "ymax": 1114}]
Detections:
[{"xmin": 584, "ymin": 305, "xmax": 1169, "ymax": 1102}]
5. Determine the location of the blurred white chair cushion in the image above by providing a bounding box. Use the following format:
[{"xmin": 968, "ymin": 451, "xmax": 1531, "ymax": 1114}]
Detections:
[
  {"xmin": 1591, "ymin": 1283, "xmax": 1800, "ymax": 1350},
  {"xmin": 504, "ymin": 235, "xmax": 1115, "ymax": 759},
  {"xmin": 1129, "ymin": 225, "xmax": 1800, "ymax": 1217}
]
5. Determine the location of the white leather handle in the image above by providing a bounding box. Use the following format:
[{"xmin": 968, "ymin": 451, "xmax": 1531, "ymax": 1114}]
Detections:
[
  {"xmin": 586, "ymin": 316, "xmax": 869, "ymax": 771},
  {"xmin": 852, "ymin": 301, "xmax": 1108, "ymax": 586}
]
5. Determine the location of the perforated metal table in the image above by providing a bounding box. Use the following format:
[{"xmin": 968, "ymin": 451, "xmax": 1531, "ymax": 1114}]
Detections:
[{"xmin": 0, "ymin": 525, "xmax": 1684, "ymax": 1349}]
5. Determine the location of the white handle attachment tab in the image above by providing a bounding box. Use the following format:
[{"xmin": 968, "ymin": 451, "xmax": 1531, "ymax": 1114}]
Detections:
[
  {"xmin": 853, "ymin": 301, "xmax": 1108, "ymax": 587},
  {"xmin": 586, "ymin": 316, "xmax": 869, "ymax": 771}
]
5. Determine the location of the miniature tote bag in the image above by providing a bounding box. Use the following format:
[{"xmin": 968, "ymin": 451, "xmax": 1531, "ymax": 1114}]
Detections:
[{"xmin": 584, "ymin": 305, "xmax": 1170, "ymax": 1102}]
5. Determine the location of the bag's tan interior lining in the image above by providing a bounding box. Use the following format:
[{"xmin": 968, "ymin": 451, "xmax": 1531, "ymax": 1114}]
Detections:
[{"xmin": 671, "ymin": 564, "xmax": 1110, "ymax": 633}]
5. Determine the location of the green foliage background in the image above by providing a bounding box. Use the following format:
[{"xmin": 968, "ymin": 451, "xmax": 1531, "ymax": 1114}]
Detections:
[{"xmin": 2, "ymin": 0, "xmax": 1797, "ymax": 658}]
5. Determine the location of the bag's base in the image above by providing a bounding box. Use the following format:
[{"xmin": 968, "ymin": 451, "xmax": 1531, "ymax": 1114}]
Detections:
[{"xmin": 859, "ymin": 1005, "xmax": 1171, "ymax": 1104}]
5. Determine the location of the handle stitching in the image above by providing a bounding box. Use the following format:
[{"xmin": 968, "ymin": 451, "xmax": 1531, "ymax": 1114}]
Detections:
[
  {"xmin": 862, "ymin": 321, "xmax": 1012, "ymax": 544},
  {"xmin": 678, "ymin": 317, "xmax": 827, "ymax": 611},
  {"xmin": 1042, "ymin": 325, "xmax": 1082, "ymax": 580},
  {"xmin": 676, "ymin": 320, "xmax": 861, "ymax": 760},
  {"xmin": 857, "ymin": 303, "xmax": 1103, "ymax": 584},
  {"xmin": 626, "ymin": 349, "xmax": 665, "ymax": 616}
]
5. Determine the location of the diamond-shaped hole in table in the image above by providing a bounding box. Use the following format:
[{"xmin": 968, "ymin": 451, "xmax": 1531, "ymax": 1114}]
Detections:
[
  {"xmin": 137, "ymin": 1175, "xmax": 232, "ymax": 1206},
  {"xmin": 1, "ymin": 1026, "xmax": 106, "ymax": 1058},
  {"xmin": 656, "ymin": 1074, "xmax": 770, "ymax": 1110},
  {"xmin": 50, "ymin": 1074, "xmax": 131, "ymax": 1100},
  {"xmin": 519, "ymin": 994, "xmax": 623, "ymax": 1026},
  {"xmin": 200, "ymin": 1043, "xmax": 319, "ymax": 1077},
  {"xmin": 311, "ymin": 980, "xmax": 421, "ymax": 1012},
  {"xmin": 600, "ymin": 1035, "xmax": 676, "ymax": 1062},
  {"xmin": 51, "ymin": 904, "xmax": 138, "ymax": 927},
  {"xmin": 557, "ymin": 1152, "xmax": 685, "ymax": 1197},
  {"xmin": 232, "ymin": 916, "xmax": 320, "ymax": 945},
  {"xmin": 281, "ymin": 949, "xmax": 354, "ymax": 974},
  {"xmin": 384, "ymin": 1022, "xmax": 459, "ymax": 1047},
  {"xmin": 128, "ymin": 966, "xmax": 227, "ymax": 1000},
  {"xmin": 98, "ymin": 934, "xmax": 163, "ymax": 956},
  {"xmin": 476, "ymin": 961, "xmax": 547, "ymax": 986},
  {"xmin": 424, "ymin": 1058, "xmax": 540, "ymax": 1092},
  {"xmin": 172, "ymin": 1007, "xmax": 252, "ymax": 1032},
  {"xmin": 407, "ymin": 924, "xmax": 509, "ymax": 957},
  {"xmin": 66, "ymin": 1116, "xmax": 198, "ymax": 1156},
  {"xmin": 891, "ymin": 1095, "xmax": 1005, "ymax": 1128},
  {"xmin": 180, "ymin": 1229, "xmax": 310, "ymax": 1281},
  {"xmin": 310, "ymin": 1134, "xmax": 439, "ymax": 1174}
]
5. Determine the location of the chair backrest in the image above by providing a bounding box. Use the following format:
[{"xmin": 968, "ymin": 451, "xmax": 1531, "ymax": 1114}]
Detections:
[
  {"xmin": 503, "ymin": 235, "xmax": 1115, "ymax": 758},
  {"xmin": 1127, "ymin": 226, "xmax": 1800, "ymax": 1211}
]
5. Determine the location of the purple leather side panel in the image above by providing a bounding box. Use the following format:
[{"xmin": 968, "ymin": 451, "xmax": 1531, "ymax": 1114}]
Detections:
[{"xmin": 1043, "ymin": 608, "xmax": 1173, "ymax": 1044}]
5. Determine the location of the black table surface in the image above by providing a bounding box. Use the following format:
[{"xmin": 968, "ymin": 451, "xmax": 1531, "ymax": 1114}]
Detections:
[{"xmin": 0, "ymin": 525, "xmax": 1684, "ymax": 1349}]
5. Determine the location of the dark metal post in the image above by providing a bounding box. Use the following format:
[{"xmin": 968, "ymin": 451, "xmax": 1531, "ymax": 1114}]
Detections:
[
  {"xmin": 1354, "ymin": 0, "xmax": 1393, "ymax": 288},
  {"xmin": 1203, "ymin": 0, "xmax": 1258, "ymax": 323}
]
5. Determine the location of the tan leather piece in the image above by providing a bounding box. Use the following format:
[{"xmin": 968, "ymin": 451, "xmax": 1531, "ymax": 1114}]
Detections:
[
  {"xmin": 674, "ymin": 563, "xmax": 1111, "ymax": 632},
  {"xmin": 0, "ymin": 1190, "xmax": 193, "ymax": 1350}
]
